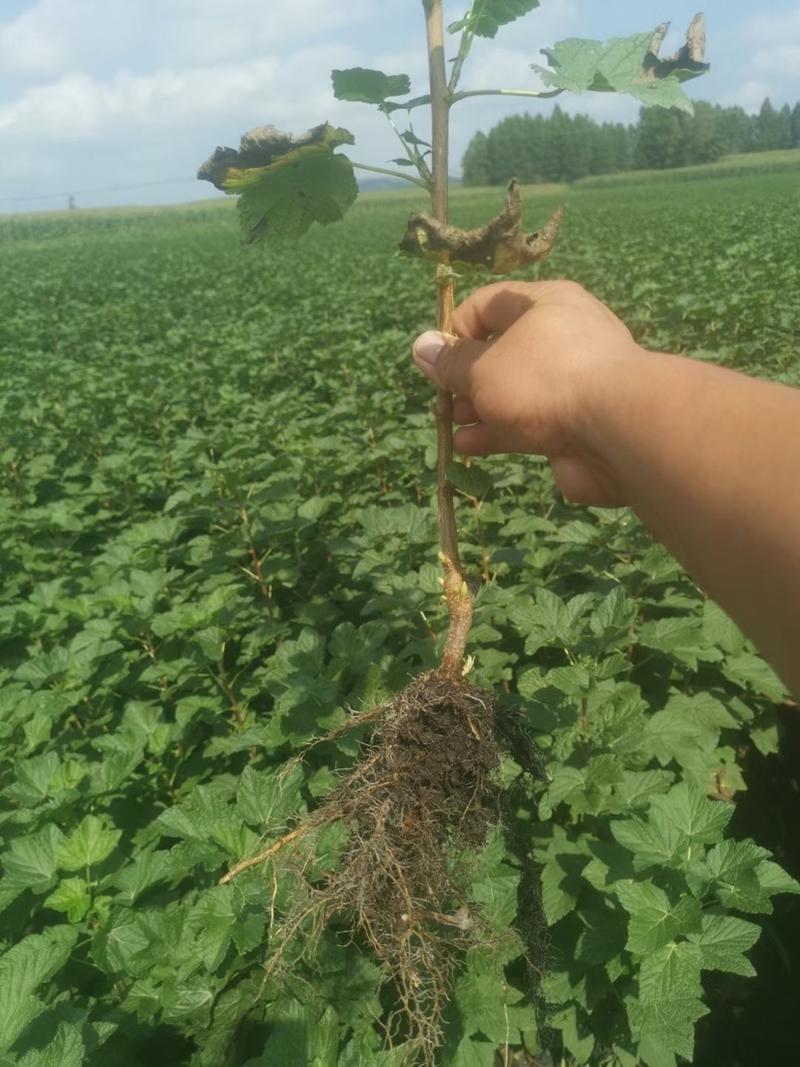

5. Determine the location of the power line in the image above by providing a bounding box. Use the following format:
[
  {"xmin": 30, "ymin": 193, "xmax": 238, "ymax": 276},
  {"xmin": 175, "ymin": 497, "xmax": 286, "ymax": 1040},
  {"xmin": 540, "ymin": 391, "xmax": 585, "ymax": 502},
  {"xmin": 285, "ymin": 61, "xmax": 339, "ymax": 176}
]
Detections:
[{"xmin": 0, "ymin": 176, "xmax": 198, "ymax": 205}]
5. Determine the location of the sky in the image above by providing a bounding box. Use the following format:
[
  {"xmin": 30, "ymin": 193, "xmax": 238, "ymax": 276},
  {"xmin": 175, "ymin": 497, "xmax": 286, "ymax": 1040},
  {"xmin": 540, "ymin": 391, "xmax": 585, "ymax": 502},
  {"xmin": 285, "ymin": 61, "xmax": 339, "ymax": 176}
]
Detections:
[{"xmin": 1, "ymin": 0, "xmax": 799, "ymax": 214}]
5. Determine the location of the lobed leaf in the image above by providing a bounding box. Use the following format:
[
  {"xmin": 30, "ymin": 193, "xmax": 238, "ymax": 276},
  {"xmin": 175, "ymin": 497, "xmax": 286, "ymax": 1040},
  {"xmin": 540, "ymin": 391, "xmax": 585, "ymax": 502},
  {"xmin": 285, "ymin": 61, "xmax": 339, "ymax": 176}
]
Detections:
[
  {"xmin": 449, "ymin": 0, "xmax": 541, "ymax": 40},
  {"xmin": 0, "ymin": 926, "xmax": 78, "ymax": 1052},
  {"xmin": 332, "ymin": 68, "xmax": 411, "ymax": 104},
  {"xmin": 199, "ymin": 123, "xmax": 358, "ymax": 244},
  {"xmin": 532, "ymin": 17, "xmax": 709, "ymax": 114}
]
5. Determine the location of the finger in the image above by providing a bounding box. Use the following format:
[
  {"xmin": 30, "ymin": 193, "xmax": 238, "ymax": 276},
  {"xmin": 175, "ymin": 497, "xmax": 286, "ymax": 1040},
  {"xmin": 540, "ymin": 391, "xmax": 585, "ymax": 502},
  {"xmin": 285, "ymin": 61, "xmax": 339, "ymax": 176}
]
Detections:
[
  {"xmin": 413, "ymin": 333, "xmax": 491, "ymax": 397},
  {"xmin": 453, "ymin": 423, "xmax": 506, "ymax": 456},
  {"xmin": 453, "ymin": 396, "xmax": 479, "ymax": 425},
  {"xmin": 454, "ymin": 281, "xmax": 544, "ymax": 340}
]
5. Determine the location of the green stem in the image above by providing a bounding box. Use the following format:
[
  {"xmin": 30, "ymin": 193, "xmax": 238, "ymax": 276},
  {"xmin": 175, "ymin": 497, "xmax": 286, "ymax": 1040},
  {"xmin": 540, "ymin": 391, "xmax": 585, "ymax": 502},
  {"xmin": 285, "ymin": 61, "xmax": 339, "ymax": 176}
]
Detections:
[
  {"xmin": 351, "ymin": 160, "xmax": 428, "ymax": 190},
  {"xmin": 380, "ymin": 108, "xmax": 432, "ymax": 183},
  {"xmin": 448, "ymin": 28, "xmax": 474, "ymax": 94},
  {"xmin": 451, "ymin": 87, "xmax": 564, "ymax": 104}
]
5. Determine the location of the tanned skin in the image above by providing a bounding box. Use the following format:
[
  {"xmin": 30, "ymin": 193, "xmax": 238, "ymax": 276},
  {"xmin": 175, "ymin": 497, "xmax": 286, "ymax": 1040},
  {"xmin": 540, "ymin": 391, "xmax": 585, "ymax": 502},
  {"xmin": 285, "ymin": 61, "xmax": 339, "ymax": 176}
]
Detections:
[{"xmin": 413, "ymin": 280, "xmax": 800, "ymax": 698}]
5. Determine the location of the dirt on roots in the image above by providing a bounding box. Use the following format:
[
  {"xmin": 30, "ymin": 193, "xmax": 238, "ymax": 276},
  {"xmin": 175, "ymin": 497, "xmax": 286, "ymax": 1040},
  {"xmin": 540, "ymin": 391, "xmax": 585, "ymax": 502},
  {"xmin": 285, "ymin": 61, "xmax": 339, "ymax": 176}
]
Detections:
[{"xmin": 250, "ymin": 670, "xmax": 510, "ymax": 1061}]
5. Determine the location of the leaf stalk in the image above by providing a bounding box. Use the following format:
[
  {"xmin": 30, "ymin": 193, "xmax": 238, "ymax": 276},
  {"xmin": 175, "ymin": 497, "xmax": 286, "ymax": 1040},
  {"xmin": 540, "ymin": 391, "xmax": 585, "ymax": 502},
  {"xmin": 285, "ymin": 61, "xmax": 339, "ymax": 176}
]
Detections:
[{"xmin": 351, "ymin": 160, "xmax": 429, "ymax": 190}]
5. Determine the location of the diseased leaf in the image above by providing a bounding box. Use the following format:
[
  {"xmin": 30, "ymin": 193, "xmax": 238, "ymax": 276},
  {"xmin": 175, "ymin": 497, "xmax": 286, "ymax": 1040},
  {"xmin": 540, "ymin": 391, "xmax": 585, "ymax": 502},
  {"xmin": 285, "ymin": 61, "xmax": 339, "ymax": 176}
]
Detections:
[
  {"xmin": 532, "ymin": 16, "xmax": 708, "ymax": 114},
  {"xmin": 332, "ymin": 68, "xmax": 411, "ymax": 104},
  {"xmin": 199, "ymin": 123, "xmax": 358, "ymax": 244}
]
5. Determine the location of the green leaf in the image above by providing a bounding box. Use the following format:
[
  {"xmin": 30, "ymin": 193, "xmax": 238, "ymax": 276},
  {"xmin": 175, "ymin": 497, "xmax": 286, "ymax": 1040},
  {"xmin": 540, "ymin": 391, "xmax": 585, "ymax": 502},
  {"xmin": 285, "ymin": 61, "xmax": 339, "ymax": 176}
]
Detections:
[
  {"xmin": 611, "ymin": 811, "xmax": 683, "ymax": 871},
  {"xmin": 449, "ymin": 0, "xmax": 541, "ymax": 40},
  {"xmin": 550, "ymin": 1004, "xmax": 595, "ymax": 1063},
  {"xmin": 332, "ymin": 68, "xmax": 411, "ymax": 104},
  {"xmin": 44, "ymin": 877, "xmax": 91, "ymax": 923},
  {"xmin": 688, "ymin": 914, "xmax": 760, "ymax": 976},
  {"xmin": 446, "ymin": 461, "xmax": 493, "ymax": 498},
  {"xmin": 456, "ymin": 965, "xmax": 530, "ymax": 1044},
  {"xmin": 3, "ymin": 823, "xmax": 64, "ymax": 892},
  {"xmin": 237, "ymin": 764, "xmax": 305, "ymax": 828},
  {"xmin": 701, "ymin": 600, "xmax": 745, "ymax": 655},
  {"xmin": 450, "ymin": 1036, "xmax": 496, "ymax": 1067},
  {"xmin": 471, "ymin": 862, "xmax": 519, "ymax": 926},
  {"xmin": 198, "ymin": 123, "xmax": 358, "ymax": 244},
  {"xmin": 533, "ymin": 20, "xmax": 708, "ymax": 113},
  {"xmin": 57, "ymin": 815, "xmax": 121, "ymax": 872},
  {"xmin": 627, "ymin": 993, "xmax": 707, "ymax": 1062},
  {"xmin": 648, "ymin": 780, "xmax": 734, "ymax": 847},
  {"xmin": 615, "ymin": 880, "xmax": 702, "ymax": 954},
  {"xmin": 613, "ymin": 770, "xmax": 674, "ymax": 812},
  {"xmin": 511, "ymin": 588, "xmax": 589, "ymax": 652},
  {"xmin": 757, "ymin": 859, "xmax": 800, "ymax": 897},
  {"xmin": 638, "ymin": 941, "xmax": 703, "ymax": 1004},
  {"xmin": 540, "ymin": 853, "xmax": 587, "ymax": 925},
  {"xmin": 186, "ymin": 886, "xmax": 236, "ymax": 971},
  {"xmin": 17, "ymin": 1022, "xmax": 84, "ymax": 1067},
  {"xmin": 723, "ymin": 651, "xmax": 788, "ymax": 702},
  {"xmin": 0, "ymin": 926, "xmax": 78, "ymax": 1053}
]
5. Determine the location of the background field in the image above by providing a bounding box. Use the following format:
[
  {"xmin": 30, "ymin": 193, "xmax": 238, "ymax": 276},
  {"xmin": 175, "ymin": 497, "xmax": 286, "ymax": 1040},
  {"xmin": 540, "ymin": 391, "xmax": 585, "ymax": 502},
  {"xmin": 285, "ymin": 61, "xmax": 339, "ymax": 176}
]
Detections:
[{"xmin": 1, "ymin": 167, "xmax": 799, "ymax": 1066}]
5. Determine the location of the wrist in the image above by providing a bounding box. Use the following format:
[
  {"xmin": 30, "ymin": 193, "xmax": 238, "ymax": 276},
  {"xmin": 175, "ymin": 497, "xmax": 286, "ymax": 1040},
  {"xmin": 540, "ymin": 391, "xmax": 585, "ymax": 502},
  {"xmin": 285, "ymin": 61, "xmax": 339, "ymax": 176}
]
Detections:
[{"xmin": 577, "ymin": 341, "xmax": 655, "ymax": 494}]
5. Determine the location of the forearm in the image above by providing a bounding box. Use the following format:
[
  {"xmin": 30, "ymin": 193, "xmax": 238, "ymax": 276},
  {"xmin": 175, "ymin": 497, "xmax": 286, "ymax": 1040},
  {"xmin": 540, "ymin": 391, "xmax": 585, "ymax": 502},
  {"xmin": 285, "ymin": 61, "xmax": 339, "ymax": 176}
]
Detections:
[{"xmin": 589, "ymin": 350, "xmax": 800, "ymax": 697}]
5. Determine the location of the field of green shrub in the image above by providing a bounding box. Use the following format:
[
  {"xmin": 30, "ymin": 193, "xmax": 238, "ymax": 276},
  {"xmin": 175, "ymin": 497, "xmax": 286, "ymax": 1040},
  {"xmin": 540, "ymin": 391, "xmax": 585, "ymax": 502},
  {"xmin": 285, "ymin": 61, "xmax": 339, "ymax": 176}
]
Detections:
[
  {"xmin": 1, "ymin": 169, "xmax": 799, "ymax": 1066},
  {"xmin": 572, "ymin": 147, "xmax": 800, "ymax": 189}
]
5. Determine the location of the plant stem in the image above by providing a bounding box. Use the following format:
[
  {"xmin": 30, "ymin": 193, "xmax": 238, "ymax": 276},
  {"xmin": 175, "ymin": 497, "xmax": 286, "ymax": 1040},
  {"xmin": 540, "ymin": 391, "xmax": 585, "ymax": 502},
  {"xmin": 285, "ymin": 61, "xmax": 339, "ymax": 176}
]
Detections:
[
  {"xmin": 450, "ymin": 87, "xmax": 564, "ymax": 105},
  {"xmin": 424, "ymin": 0, "xmax": 474, "ymax": 679},
  {"xmin": 351, "ymin": 161, "xmax": 428, "ymax": 189}
]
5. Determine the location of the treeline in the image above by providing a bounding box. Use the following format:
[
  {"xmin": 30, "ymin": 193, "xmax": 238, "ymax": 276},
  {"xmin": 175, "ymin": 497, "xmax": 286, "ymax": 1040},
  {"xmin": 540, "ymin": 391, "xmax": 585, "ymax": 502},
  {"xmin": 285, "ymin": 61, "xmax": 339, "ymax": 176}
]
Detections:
[{"xmin": 462, "ymin": 98, "xmax": 800, "ymax": 185}]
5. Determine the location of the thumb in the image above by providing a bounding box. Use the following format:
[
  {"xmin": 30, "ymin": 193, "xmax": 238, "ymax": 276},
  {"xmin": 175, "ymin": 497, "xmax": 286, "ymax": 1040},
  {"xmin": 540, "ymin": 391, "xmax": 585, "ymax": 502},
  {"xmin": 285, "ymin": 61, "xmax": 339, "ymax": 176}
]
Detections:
[{"xmin": 412, "ymin": 331, "xmax": 489, "ymax": 395}]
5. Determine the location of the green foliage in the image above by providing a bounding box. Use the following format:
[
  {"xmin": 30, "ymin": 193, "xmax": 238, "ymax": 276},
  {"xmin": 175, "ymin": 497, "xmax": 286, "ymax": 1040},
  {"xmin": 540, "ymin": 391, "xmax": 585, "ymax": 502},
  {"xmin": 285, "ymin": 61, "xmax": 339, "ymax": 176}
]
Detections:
[
  {"xmin": 1, "ymin": 164, "xmax": 799, "ymax": 1063},
  {"xmin": 449, "ymin": 0, "xmax": 541, "ymax": 40},
  {"xmin": 460, "ymin": 97, "xmax": 800, "ymax": 185},
  {"xmin": 332, "ymin": 68, "xmax": 411, "ymax": 104}
]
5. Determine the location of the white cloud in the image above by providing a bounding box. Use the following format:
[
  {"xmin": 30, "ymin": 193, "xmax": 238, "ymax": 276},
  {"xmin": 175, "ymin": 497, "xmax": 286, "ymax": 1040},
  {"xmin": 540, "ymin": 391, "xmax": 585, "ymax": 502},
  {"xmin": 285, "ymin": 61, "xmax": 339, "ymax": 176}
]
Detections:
[
  {"xmin": 719, "ymin": 78, "xmax": 773, "ymax": 114},
  {"xmin": 1, "ymin": 0, "xmax": 796, "ymax": 211},
  {"xmin": 0, "ymin": 46, "xmax": 363, "ymax": 141},
  {"xmin": 726, "ymin": 6, "xmax": 800, "ymax": 109},
  {"xmin": 0, "ymin": 0, "xmax": 376, "ymax": 82}
]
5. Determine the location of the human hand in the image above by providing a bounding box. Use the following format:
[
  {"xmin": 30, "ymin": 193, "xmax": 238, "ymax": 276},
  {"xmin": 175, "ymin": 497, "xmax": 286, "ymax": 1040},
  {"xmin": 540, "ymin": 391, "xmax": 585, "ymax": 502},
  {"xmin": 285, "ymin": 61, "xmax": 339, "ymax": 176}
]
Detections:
[{"xmin": 412, "ymin": 280, "xmax": 643, "ymax": 507}]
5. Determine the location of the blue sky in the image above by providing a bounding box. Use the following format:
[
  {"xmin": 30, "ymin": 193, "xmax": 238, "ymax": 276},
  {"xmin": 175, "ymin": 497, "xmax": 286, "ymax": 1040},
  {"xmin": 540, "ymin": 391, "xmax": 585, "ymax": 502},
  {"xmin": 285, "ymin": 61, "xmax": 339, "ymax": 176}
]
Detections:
[{"xmin": 1, "ymin": 1, "xmax": 799, "ymax": 214}]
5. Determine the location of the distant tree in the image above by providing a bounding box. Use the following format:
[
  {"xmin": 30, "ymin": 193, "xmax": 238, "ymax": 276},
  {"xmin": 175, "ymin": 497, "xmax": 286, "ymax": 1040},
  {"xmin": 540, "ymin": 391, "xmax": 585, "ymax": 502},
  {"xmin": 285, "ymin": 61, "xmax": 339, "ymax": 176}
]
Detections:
[
  {"xmin": 460, "ymin": 95, "xmax": 800, "ymax": 186},
  {"xmin": 753, "ymin": 98, "xmax": 783, "ymax": 151},
  {"xmin": 461, "ymin": 131, "xmax": 491, "ymax": 185},
  {"xmin": 634, "ymin": 107, "xmax": 685, "ymax": 168},
  {"xmin": 792, "ymin": 102, "xmax": 800, "ymax": 147},
  {"xmin": 684, "ymin": 101, "xmax": 724, "ymax": 164},
  {"xmin": 713, "ymin": 104, "xmax": 754, "ymax": 154},
  {"xmin": 778, "ymin": 103, "xmax": 794, "ymax": 148}
]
